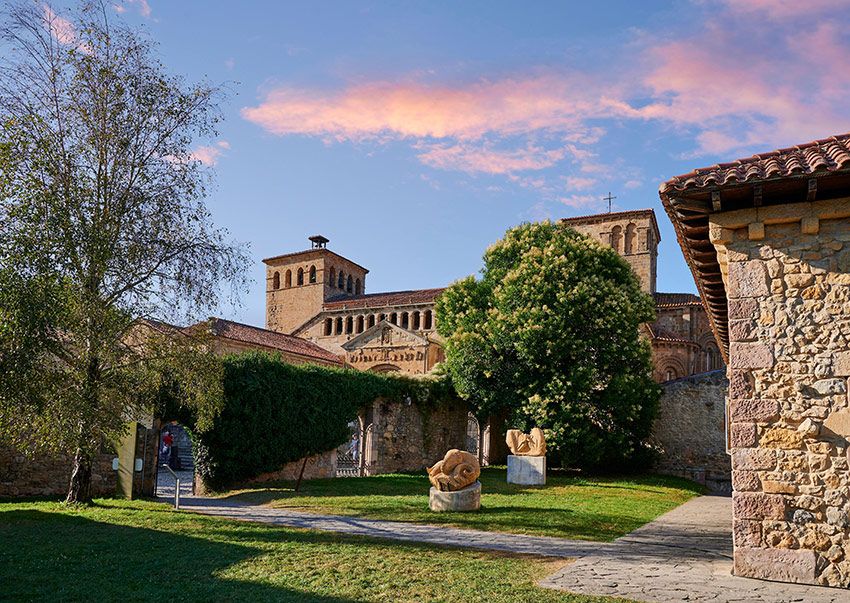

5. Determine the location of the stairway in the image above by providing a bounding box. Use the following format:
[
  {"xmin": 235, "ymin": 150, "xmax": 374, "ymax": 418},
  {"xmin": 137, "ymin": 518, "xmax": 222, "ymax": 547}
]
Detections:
[{"xmin": 166, "ymin": 424, "xmax": 194, "ymax": 472}]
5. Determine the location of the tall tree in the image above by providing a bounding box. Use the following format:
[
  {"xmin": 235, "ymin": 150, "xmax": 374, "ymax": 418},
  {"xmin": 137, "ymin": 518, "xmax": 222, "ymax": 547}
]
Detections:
[
  {"xmin": 436, "ymin": 221, "xmax": 659, "ymax": 469},
  {"xmin": 0, "ymin": 1, "xmax": 248, "ymax": 502}
]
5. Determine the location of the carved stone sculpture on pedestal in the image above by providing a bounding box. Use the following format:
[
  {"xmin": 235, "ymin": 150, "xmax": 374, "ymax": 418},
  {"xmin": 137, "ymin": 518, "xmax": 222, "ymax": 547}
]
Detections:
[
  {"xmin": 427, "ymin": 449, "xmax": 481, "ymax": 511},
  {"xmin": 506, "ymin": 428, "xmax": 547, "ymax": 485}
]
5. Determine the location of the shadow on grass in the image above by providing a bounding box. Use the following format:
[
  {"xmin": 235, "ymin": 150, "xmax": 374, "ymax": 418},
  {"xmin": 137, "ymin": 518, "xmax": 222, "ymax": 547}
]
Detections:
[{"xmin": 0, "ymin": 509, "xmax": 356, "ymax": 602}]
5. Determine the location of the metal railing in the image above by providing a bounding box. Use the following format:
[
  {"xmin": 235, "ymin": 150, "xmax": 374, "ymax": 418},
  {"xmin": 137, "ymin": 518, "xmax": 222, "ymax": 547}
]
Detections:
[{"xmin": 160, "ymin": 464, "xmax": 181, "ymax": 509}]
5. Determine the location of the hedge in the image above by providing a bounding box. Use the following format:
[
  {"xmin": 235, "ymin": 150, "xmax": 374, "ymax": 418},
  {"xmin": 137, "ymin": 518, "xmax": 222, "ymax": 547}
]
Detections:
[{"xmin": 176, "ymin": 352, "xmax": 456, "ymax": 490}]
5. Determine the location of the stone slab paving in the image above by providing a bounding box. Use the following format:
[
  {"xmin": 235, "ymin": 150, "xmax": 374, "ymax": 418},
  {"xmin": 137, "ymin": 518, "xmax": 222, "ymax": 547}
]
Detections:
[{"xmin": 177, "ymin": 494, "xmax": 845, "ymax": 602}]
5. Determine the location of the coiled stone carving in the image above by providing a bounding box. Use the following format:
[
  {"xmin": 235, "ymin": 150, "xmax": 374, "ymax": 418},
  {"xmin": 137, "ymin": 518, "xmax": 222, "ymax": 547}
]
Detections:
[{"xmin": 427, "ymin": 449, "xmax": 480, "ymax": 492}]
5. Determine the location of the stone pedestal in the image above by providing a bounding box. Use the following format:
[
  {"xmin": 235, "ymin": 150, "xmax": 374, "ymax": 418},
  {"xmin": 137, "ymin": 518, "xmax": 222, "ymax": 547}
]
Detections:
[
  {"xmin": 507, "ymin": 455, "xmax": 546, "ymax": 485},
  {"xmin": 429, "ymin": 481, "xmax": 481, "ymax": 512}
]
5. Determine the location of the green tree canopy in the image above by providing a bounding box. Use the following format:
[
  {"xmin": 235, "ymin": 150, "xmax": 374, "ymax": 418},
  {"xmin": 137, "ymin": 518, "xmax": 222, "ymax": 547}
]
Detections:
[
  {"xmin": 0, "ymin": 1, "xmax": 248, "ymax": 502},
  {"xmin": 435, "ymin": 221, "xmax": 660, "ymax": 469}
]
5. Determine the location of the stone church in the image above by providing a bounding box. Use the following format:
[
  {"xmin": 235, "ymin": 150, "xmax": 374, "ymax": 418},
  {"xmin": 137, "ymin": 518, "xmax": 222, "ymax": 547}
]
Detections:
[{"xmin": 264, "ymin": 210, "xmax": 722, "ymax": 381}]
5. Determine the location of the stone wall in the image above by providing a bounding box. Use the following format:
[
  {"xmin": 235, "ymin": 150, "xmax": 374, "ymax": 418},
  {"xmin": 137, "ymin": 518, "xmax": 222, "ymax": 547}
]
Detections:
[
  {"xmin": 364, "ymin": 397, "xmax": 468, "ymax": 474},
  {"xmin": 0, "ymin": 445, "xmax": 116, "ymax": 498},
  {"xmin": 653, "ymin": 370, "xmax": 730, "ymax": 493},
  {"xmin": 711, "ymin": 200, "xmax": 850, "ymax": 588},
  {"xmin": 242, "ymin": 451, "xmax": 337, "ymax": 484}
]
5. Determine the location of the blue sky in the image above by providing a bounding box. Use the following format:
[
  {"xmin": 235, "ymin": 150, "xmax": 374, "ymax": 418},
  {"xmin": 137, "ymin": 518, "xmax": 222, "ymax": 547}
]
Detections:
[{"xmin": 54, "ymin": 1, "xmax": 850, "ymax": 326}]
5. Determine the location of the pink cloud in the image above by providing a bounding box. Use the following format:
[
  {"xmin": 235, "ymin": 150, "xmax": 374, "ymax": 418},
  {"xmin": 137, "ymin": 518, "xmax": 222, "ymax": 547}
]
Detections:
[
  {"xmin": 114, "ymin": 0, "xmax": 152, "ymax": 18},
  {"xmin": 190, "ymin": 140, "xmax": 230, "ymax": 166},
  {"xmin": 638, "ymin": 19, "xmax": 850, "ymax": 154},
  {"xmin": 417, "ymin": 143, "xmax": 569, "ymax": 175},
  {"xmin": 720, "ymin": 0, "xmax": 847, "ymax": 19},
  {"xmin": 564, "ymin": 176, "xmax": 596, "ymax": 190},
  {"xmin": 242, "ymin": 75, "xmax": 631, "ymax": 143}
]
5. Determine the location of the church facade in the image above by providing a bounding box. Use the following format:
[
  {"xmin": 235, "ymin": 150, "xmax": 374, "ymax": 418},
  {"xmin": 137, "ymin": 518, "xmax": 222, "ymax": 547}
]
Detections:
[{"xmin": 264, "ymin": 211, "xmax": 722, "ymax": 381}]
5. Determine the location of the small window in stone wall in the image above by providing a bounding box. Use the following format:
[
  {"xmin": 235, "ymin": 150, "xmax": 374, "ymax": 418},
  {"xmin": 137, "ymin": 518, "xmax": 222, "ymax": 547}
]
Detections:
[
  {"xmin": 368, "ymin": 315, "xmax": 376, "ymax": 328},
  {"xmin": 335, "ymin": 317, "xmax": 343, "ymax": 335},
  {"xmin": 346, "ymin": 275, "xmax": 353, "ymax": 293},
  {"xmin": 355, "ymin": 278, "xmax": 361, "ymax": 295},
  {"xmin": 356, "ymin": 315, "xmax": 364, "ymax": 333},
  {"xmin": 390, "ymin": 312, "xmax": 397, "ymax": 325},
  {"xmin": 328, "ymin": 266, "xmax": 336, "ymax": 286},
  {"xmin": 423, "ymin": 310, "xmax": 432, "ymax": 330},
  {"xmin": 285, "ymin": 269, "xmax": 292, "ymax": 288},
  {"xmin": 272, "ymin": 271, "xmax": 280, "ymax": 290},
  {"xmin": 401, "ymin": 312, "xmax": 409, "ymax": 329},
  {"xmin": 412, "ymin": 311, "xmax": 420, "ymax": 330},
  {"xmin": 324, "ymin": 318, "xmax": 333, "ymax": 336},
  {"xmin": 338, "ymin": 270, "xmax": 345, "ymax": 289},
  {"xmin": 345, "ymin": 316, "xmax": 353, "ymax": 334},
  {"xmin": 297, "ymin": 268, "xmax": 304, "ymax": 286},
  {"xmin": 309, "ymin": 265, "xmax": 317, "ymax": 283}
]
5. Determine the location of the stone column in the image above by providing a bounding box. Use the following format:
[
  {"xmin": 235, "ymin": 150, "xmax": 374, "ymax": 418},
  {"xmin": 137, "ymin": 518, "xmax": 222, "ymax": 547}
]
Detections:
[{"xmin": 711, "ymin": 200, "xmax": 850, "ymax": 588}]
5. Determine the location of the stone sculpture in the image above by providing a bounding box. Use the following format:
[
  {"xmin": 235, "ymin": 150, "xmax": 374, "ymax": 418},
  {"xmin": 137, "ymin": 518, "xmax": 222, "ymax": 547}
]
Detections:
[
  {"xmin": 427, "ymin": 449, "xmax": 480, "ymax": 492},
  {"xmin": 506, "ymin": 427, "xmax": 546, "ymax": 456}
]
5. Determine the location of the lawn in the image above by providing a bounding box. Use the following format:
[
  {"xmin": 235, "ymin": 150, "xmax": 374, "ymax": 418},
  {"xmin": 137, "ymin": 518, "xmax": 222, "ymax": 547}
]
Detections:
[
  {"xmin": 0, "ymin": 499, "xmax": 628, "ymax": 603},
  {"xmin": 221, "ymin": 467, "xmax": 703, "ymax": 541}
]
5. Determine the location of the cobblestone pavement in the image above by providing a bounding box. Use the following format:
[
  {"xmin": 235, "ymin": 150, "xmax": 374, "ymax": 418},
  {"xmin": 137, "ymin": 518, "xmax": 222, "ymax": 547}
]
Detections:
[
  {"xmin": 155, "ymin": 467, "xmax": 194, "ymax": 499},
  {"xmin": 179, "ymin": 495, "xmax": 844, "ymax": 602}
]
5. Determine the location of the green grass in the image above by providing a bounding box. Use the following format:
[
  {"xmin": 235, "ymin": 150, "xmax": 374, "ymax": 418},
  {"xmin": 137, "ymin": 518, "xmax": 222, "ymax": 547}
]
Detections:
[
  {"xmin": 221, "ymin": 467, "xmax": 703, "ymax": 541},
  {"xmin": 0, "ymin": 499, "xmax": 630, "ymax": 602}
]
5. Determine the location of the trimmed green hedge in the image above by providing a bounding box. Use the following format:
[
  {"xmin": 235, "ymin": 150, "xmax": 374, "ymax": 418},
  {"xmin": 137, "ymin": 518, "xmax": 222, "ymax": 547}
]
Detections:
[{"xmin": 181, "ymin": 352, "xmax": 455, "ymax": 490}]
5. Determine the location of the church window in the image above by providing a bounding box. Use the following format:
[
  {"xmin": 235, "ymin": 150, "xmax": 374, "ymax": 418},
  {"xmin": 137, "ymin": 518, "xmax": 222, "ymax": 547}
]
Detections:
[
  {"xmin": 390, "ymin": 312, "xmax": 397, "ymax": 325},
  {"xmin": 624, "ymin": 223, "xmax": 636, "ymax": 255},
  {"xmin": 401, "ymin": 312, "xmax": 409, "ymax": 329},
  {"xmin": 309, "ymin": 265, "xmax": 317, "ymax": 283},
  {"xmin": 355, "ymin": 278, "xmax": 361, "ymax": 295},
  {"xmin": 423, "ymin": 310, "xmax": 433, "ymax": 330},
  {"xmin": 272, "ymin": 271, "xmax": 280, "ymax": 290},
  {"xmin": 285, "ymin": 270, "xmax": 292, "ymax": 288},
  {"xmin": 346, "ymin": 316, "xmax": 353, "ymax": 334},
  {"xmin": 367, "ymin": 315, "xmax": 375, "ymax": 328},
  {"xmin": 412, "ymin": 311, "xmax": 420, "ymax": 330},
  {"xmin": 328, "ymin": 266, "xmax": 336, "ymax": 286},
  {"xmin": 346, "ymin": 275, "xmax": 353, "ymax": 293},
  {"xmin": 335, "ymin": 317, "xmax": 343, "ymax": 335},
  {"xmin": 611, "ymin": 225, "xmax": 622, "ymax": 252},
  {"xmin": 297, "ymin": 268, "xmax": 304, "ymax": 286},
  {"xmin": 338, "ymin": 271, "xmax": 345, "ymax": 289},
  {"xmin": 664, "ymin": 368, "xmax": 677, "ymax": 381},
  {"xmin": 324, "ymin": 318, "xmax": 333, "ymax": 336},
  {"xmin": 356, "ymin": 315, "xmax": 364, "ymax": 333}
]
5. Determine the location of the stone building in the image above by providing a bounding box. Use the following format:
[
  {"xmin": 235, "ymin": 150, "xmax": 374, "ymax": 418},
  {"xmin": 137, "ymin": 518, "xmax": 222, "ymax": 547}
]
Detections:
[
  {"xmin": 561, "ymin": 209, "xmax": 723, "ymax": 382},
  {"xmin": 264, "ymin": 235, "xmax": 444, "ymax": 375},
  {"xmin": 661, "ymin": 133, "xmax": 850, "ymax": 588}
]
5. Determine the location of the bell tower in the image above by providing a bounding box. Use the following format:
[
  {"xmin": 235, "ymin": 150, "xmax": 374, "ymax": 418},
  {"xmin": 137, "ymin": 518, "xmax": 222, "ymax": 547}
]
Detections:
[{"xmin": 263, "ymin": 236, "xmax": 369, "ymax": 334}]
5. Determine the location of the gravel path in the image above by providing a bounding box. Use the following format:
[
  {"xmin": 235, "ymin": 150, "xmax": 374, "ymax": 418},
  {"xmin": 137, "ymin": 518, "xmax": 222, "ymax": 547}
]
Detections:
[{"xmin": 176, "ymin": 494, "xmax": 844, "ymax": 602}]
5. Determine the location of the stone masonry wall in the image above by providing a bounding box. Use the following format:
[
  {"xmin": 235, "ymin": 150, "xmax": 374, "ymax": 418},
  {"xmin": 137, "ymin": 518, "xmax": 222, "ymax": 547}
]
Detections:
[
  {"xmin": 653, "ymin": 370, "xmax": 730, "ymax": 493},
  {"xmin": 365, "ymin": 398, "xmax": 468, "ymax": 475},
  {"xmin": 0, "ymin": 445, "xmax": 116, "ymax": 498},
  {"xmin": 715, "ymin": 207, "xmax": 850, "ymax": 588}
]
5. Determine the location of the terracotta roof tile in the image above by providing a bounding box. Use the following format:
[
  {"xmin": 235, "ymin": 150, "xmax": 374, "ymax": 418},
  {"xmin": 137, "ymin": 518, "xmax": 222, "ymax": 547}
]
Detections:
[
  {"xmin": 653, "ymin": 292, "xmax": 703, "ymax": 307},
  {"xmin": 323, "ymin": 288, "xmax": 445, "ymax": 311},
  {"xmin": 661, "ymin": 134, "xmax": 850, "ymax": 193},
  {"xmin": 205, "ymin": 318, "xmax": 342, "ymax": 364}
]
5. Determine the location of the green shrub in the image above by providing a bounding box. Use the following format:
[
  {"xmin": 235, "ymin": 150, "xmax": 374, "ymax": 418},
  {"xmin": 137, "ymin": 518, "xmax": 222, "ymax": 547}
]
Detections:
[{"xmin": 178, "ymin": 352, "xmax": 454, "ymax": 490}]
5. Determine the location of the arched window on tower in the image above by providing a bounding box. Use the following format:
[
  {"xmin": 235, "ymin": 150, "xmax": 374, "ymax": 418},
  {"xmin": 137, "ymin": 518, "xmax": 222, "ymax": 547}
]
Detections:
[
  {"xmin": 285, "ymin": 269, "xmax": 292, "ymax": 288},
  {"xmin": 412, "ymin": 311, "xmax": 420, "ymax": 330},
  {"xmin": 423, "ymin": 310, "xmax": 433, "ymax": 330},
  {"xmin": 401, "ymin": 312, "xmax": 409, "ymax": 329},
  {"xmin": 309, "ymin": 265, "xmax": 317, "ymax": 283},
  {"xmin": 335, "ymin": 317, "xmax": 343, "ymax": 335},
  {"xmin": 338, "ymin": 271, "xmax": 345, "ymax": 289},
  {"xmin": 356, "ymin": 315, "xmax": 364, "ymax": 333},
  {"xmin": 624, "ymin": 223, "xmax": 636, "ymax": 255},
  {"xmin": 297, "ymin": 268, "xmax": 304, "ymax": 286},
  {"xmin": 328, "ymin": 266, "xmax": 336, "ymax": 286},
  {"xmin": 346, "ymin": 275, "xmax": 353, "ymax": 293},
  {"xmin": 611, "ymin": 225, "xmax": 623, "ymax": 252},
  {"xmin": 324, "ymin": 318, "xmax": 333, "ymax": 336},
  {"xmin": 345, "ymin": 316, "xmax": 353, "ymax": 334},
  {"xmin": 355, "ymin": 278, "xmax": 361, "ymax": 295},
  {"xmin": 272, "ymin": 271, "xmax": 280, "ymax": 290}
]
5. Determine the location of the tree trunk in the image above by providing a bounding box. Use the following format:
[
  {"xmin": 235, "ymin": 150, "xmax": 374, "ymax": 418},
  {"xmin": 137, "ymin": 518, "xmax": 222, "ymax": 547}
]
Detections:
[{"xmin": 66, "ymin": 448, "xmax": 93, "ymax": 504}]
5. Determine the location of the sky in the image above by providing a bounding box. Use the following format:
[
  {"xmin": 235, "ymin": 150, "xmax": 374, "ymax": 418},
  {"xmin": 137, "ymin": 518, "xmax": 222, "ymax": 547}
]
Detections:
[{"xmin": 51, "ymin": 0, "xmax": 850, "ymax": 327}]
